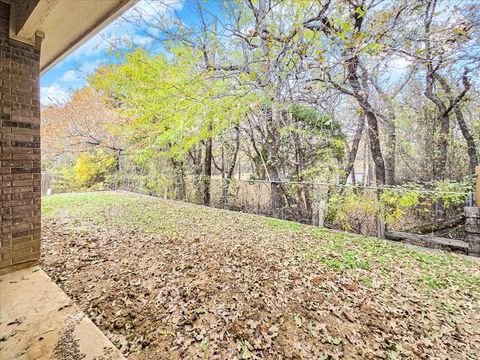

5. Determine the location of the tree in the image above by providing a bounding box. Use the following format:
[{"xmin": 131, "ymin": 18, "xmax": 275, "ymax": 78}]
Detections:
[
  {"xmin": 41, "ymin": 87, "xmax": 125, "ymax": 168},
  {"xmin": 91, "ymin": 48, "xmax": 253, "ymax": 201}
]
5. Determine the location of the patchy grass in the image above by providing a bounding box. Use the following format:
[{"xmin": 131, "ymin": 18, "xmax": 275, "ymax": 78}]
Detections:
[
  {"xmin": 41, "ymin": 191, "xmax": 480, "ymax": 359},
  {"xmin": 265, "ymin": 218, "xmax": 304, "ymax": 232}
]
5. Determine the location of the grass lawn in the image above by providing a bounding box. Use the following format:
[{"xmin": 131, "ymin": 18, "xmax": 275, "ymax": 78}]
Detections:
[{"xmin": 41, "ymin": 191, "xmax": 480, "ymax": 359}]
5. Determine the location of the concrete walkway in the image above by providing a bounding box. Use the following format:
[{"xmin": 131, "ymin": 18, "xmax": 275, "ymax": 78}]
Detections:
[{"xmin": 0, "ymin": 266, "xmax": 125, "ymax": 360}]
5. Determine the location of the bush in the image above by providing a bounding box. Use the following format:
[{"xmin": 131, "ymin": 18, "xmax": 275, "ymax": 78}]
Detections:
[{"xmin": 74, "ymin": 150, "xmax": 117, "ymax": 189}]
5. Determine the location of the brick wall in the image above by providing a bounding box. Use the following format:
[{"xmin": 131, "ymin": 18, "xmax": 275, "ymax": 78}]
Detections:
[{"xmin": 1, "ymin": 1, "xmax": 42, "ymax": 271}]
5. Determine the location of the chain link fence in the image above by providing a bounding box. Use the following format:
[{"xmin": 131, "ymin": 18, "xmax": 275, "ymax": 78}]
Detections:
[
  {"xmin": 43, "ymin": 171, "xmax": 473, "ymax": 240},
  {"xmin": 108, "ymin": 173, "xmax": 473, "ymax": 239}
]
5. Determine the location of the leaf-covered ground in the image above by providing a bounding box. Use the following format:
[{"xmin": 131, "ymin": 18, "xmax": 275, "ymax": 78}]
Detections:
[{"xmin": 40, "ymin": 191, "xmax": 480, "ymax": 359}]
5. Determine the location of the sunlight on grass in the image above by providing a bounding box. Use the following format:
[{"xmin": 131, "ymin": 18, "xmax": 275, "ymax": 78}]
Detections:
[{"xmin": 265, "ymin": 218, "xmax": 303, "ymax": 232}]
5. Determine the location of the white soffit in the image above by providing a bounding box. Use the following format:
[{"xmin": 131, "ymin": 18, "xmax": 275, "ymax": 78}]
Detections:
[{"xmin": 7, "ymin": 0, "xmax": 137, "ymax": 73}]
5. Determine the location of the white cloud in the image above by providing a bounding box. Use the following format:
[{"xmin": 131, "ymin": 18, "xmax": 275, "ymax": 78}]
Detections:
[
  {"xmin": 79, "ymin": 60, "xmax": 101, "ymax": 74},
  {"xmin": 41, "ymin": 83, "xmax": 70, "ymax": 106},
  {"xmin": 389, "ymin": 56, "xmax": 411, "ymax": 70},
  {"xmin": 61, "ymin": 70, "xmax": 78, "ymax": 82},
  {"xmin": 69, "ymin": 0, "xmax": 184, "ymax": 60},
  {"xmin": 130, "ymin": 34, "xmax": 155, "ymax": 47},
  {"xmin": 129, "ymin": 0, "xmax": 184, "ymax": 22},
  {"xmin": 59, "ymin": 60, "xmax": 101, "ymax": 84}
]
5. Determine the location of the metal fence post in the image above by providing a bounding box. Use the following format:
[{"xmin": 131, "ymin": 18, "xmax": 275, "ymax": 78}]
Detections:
[
  {"xmin": 270, "ymin": 181, "xmax": 274, "ymax": 218},
  {"xmin": 316, "ymin": 183, "xmax": 325, "ymax": 227},
  {"xmin": 476, "ymin": 165, "xmax": 480, "ymax": 207},
  {"xmin": 376, "ymin": 188, "xmax": 386, "ymax": 239},
  {"xmin": 376, "ymin": 212, "xmax": 386, "ymax": 239},
  {"xmin": 466, "ymin": 192, "xmax": 474, "ymax": 207}
]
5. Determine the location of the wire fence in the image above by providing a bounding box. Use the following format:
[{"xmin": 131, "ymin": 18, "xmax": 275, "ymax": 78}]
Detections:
[
  {"xmin": 111, "ymin": 174, "xmax": 473, "ymax": 239},
  {"xmin": 42, "ymin": 171, "xmax": 474, "ymax": 240}
]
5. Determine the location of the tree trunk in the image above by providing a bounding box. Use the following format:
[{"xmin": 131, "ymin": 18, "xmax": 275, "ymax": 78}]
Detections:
[
  {"xmin": 171, "ymin": 159, "xmax": 186, "ymax": 200},
  {"xmin": 115, "ymin": 150, "xmax": 122, "ymax": 172},
  {"xmin": 341, "ymin": 114, "xmax": 365, "ymax": 185},
  {"xmin": 203, "ymin": 137, "xmax": 212, "ymax": 206},
  {"xmin": 222, "ymin": 126, "xmax": 241, "ymax": 208},
  {"xmin": 189, "ymin": 145, "xmax": 203, "ymax": 203},
  {"xmin": 384, "ymin": 121, "xmax": 396, "ymax": 185},
  {"xmin": 454, "ymin": 105, "xmax": 478, "ymax": 176},
  {"xmin": 344, "ymin": 36, "xmax": 386, "ymax": 185},
  {"xmin": 426, "ymin": 71, "xmax": 472, "ymax": 180},
  {"xmin": 365, "ymin": 110, "xmax": 386, "ymax": 185},
  {"xmin": 433, "ymin": 113, "xmax": 449, "ymax": 181}
]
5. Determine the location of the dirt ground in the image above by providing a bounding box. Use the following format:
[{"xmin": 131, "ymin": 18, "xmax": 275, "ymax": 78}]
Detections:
[{"xmin": 40, "ymin": 191, "xmax": 480, "ymax": 359}]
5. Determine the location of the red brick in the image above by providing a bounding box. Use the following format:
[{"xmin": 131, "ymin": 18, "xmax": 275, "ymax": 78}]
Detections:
[{"xmin": 1, "ymin": 15, "xmax": 41, "ymax": 270}]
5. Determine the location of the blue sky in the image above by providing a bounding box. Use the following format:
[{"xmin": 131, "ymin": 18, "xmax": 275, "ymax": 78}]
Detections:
[{"xmin": 40, "ymin": 0, "xmax": 192, "ymax": 106}]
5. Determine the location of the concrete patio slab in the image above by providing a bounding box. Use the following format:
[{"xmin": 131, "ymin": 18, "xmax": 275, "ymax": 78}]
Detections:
[{"xmin": 0, "ymin": 266, "xmax": 125, "ymax": 360}]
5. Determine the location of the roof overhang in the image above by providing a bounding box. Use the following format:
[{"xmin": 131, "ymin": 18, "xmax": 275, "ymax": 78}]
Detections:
[{"xmin": 3, "ymin": 0, "xmax": 137, "ymax": 74}]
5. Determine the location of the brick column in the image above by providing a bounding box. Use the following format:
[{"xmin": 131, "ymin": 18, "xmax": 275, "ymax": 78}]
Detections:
[
  {"xmin": 465, "ymin": 207, "xmax": 480, "ymax": 257},
  {"xmin": 1, "ymin": 2, "xmax": 42, "ymax": 272}
]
